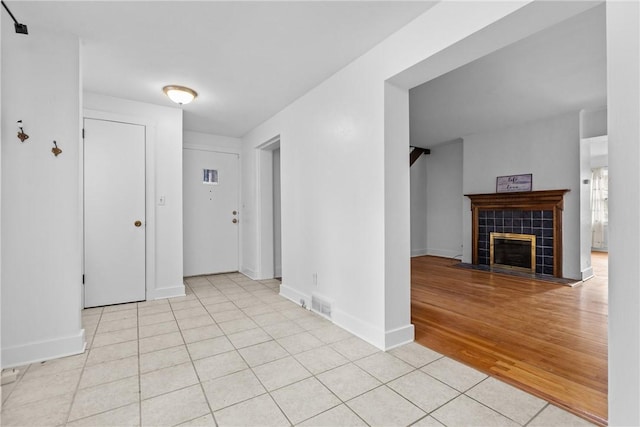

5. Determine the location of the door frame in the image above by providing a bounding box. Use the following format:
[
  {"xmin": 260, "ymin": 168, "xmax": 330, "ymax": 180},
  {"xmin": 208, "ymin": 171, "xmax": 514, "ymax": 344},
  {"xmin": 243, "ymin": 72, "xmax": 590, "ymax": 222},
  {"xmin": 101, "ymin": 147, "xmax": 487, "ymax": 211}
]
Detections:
[
  {"xmin": 82, "ymin": 109, "xmax": 156, "ymax": 305},
  {"xmin": 254, "ymin": 135, "xmax": 281, "ymax": 280}
]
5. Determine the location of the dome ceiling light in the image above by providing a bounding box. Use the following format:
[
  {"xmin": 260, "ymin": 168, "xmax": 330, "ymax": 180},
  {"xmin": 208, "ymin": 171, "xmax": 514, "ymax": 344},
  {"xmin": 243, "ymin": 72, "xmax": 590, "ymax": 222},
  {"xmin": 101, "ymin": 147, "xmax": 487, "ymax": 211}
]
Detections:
[{"xmin": 162, "ymin": 85, "xmax": 198, "ymax": 105}]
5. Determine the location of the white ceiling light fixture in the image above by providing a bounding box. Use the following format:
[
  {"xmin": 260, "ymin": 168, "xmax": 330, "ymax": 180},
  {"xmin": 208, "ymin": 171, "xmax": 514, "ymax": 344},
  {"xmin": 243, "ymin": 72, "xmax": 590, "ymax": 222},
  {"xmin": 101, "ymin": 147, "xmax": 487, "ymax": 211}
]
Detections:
[{"xmin": 163, "ymin": 85, "xmax": 198, "ymax": 105}]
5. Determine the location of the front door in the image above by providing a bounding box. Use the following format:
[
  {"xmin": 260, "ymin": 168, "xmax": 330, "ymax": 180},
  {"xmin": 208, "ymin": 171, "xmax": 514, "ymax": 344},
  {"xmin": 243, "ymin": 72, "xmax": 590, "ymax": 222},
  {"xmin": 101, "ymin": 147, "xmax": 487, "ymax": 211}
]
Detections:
[
  {"xmin": 84, "ymin": 118, "xmax": 146, "ymax": 307},
  {"xmin": 183, "ymin": 149, "xmax": 239, "ymax": 276}
]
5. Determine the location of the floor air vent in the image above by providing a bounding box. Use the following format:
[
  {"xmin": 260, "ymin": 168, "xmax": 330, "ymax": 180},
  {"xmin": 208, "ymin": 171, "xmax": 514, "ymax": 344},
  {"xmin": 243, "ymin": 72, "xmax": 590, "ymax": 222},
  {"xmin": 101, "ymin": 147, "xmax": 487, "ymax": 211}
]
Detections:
[{"xmin": 311, "ymin": 294, "xmax": 332, "ymax": 319}]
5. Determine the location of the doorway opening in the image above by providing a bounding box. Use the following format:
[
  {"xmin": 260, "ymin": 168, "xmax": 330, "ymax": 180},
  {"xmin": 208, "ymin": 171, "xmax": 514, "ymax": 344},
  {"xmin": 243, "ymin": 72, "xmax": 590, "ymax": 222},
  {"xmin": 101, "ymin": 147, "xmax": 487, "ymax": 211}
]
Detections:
[{"xmin": 256, "ymin": 136, "xmax": 282, "ymax": 281}]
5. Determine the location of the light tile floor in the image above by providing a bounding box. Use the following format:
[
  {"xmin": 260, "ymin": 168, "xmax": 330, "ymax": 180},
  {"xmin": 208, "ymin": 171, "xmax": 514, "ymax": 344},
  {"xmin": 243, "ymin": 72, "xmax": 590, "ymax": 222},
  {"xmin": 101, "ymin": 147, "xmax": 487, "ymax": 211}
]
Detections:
[{"xmin": 1, "ymin": 273, "xmax": 595, "ymax": 426}]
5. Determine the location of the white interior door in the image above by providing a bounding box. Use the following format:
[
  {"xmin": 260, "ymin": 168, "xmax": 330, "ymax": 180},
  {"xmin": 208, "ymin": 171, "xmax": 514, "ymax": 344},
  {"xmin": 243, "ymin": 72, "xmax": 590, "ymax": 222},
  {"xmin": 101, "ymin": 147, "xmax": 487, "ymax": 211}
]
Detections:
[
  {"xmin": 84, "ymin": 118, "xmax": 146, "ymax": 307},
  {"xmin": 183, "ymin": 149, "xmax": 239, "ymax": 276}
]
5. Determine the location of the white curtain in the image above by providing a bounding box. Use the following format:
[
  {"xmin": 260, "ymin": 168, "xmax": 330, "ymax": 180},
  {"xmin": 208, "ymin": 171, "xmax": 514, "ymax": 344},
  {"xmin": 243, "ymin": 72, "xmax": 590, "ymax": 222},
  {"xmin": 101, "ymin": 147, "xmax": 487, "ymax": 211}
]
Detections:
[{"xmin": 591, "ymin": 167, "xmax": 608, "ymax": 249}]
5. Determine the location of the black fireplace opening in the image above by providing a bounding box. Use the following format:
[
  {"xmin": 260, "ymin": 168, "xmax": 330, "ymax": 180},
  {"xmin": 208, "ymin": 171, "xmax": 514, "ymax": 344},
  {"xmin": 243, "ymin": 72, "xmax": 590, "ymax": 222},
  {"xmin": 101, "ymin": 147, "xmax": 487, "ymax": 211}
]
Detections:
[{"xmin": 493, "ymin": 238, "xmax": 533, "ymax": 271}]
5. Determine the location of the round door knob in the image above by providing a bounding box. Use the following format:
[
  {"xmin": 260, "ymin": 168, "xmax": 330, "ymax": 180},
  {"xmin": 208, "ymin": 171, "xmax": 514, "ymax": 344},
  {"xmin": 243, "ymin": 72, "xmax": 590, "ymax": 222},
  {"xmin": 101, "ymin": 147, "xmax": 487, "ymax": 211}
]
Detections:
[
  {"xmin": 134, "ymin": 220, "xmax": 142, "ymax": 227},
  {"xmin": 232, "ymin": 218, "xmax": 238, "ymax": 224},
  {"xmin": 232, "ymin": 210, "xmax": 238, "ymax": 215}
]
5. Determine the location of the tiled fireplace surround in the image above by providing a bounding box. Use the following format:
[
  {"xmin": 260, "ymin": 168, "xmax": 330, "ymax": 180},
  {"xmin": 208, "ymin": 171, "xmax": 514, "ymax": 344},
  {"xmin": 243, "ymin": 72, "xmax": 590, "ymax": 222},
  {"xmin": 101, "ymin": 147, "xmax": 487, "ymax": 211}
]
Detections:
[
  {"xmin": 478, "ymin": 210, "xmax": 554, "ymax": 275},
  {"xmin": 466, "ymin": 190, "xmax": 569, "ymax": 278}
]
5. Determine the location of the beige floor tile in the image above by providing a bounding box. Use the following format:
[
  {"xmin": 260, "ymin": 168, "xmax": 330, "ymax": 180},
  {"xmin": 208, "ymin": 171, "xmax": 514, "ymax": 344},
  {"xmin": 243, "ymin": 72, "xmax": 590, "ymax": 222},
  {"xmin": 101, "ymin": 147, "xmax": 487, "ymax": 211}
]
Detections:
[
  {"xmin": 100, "ymin": 308, "xmax": 137, "ymax": 323},
  {"xmin": 177, "ymin": 314, "xmax": 217, "ymax": 331},
  {"xmin": 201, "ymin": 369, "xmax": 266, "ymax": 411},
  {"xmin": 140, "ymin": 345, "xmax": 191, "ymax": 374},
  {"xmin": 187, "ymin": 336, "xmax": 234, "ymax": 360},
  {"xmin": 421, "ymin": 357, "xmax": 487, "ymax": 392},
  {"xmin": 268, "ymin": 300, "xmax": 299, "ymax": 312},
  {"xmin": 467, "ymin": 377, "xmax": 547, "ymax": 425},
  {"xmin": 140, "ymin": 361, "xmax": 199, "ymax": 399},
  {"xmin": 5, "ymin": 368, "xmax": 82, "ymax": 407},
  {"xmin": 169, "ymin": 299, "xmax": 204, "ymax": 311},
  {"xmin": 241, "ymin": 304, "xmax": 275, "ymax": 317},
  {"xmin": 331, "ymin": 336, "xmax": 380, "ymax": 361},
  {"xmin": 276, "ymin": 332, "xmax": 324, "ymax": 355},
  {"xmin": 0, "ymin": 393, "xmax": 72, "ymax": 427},
  {"xmin": 213, "ymin": 394, "xmax": 289, "ymax": 427},
  {"xmin": 316, "ymin": 363, "xmax": 381, "ymax": 401},
  {"xmin": 233, "ymin": 297, "xmax": 264, "ymax": 309},
  {"xmin": 193, "ymin": 351, "xmax": 248, "ymax": 381},
  {"xmin": 82, "ymin": 306, "xmax": 104, "ymax": 316},
  {"xmin": 412, "ymin": 415, "xmax": 446, "ymax": 426},
  {"xmin": 347, "ymin": 385, "xmax": 425, "ymax": 427},
  {"xmin": 92, "ymin": 327, "xmax": 138, "ymax": 348},
  {"xmin": 227, "ymin": 328, "xmax": 272, "ymax": 349},
  {"xmin": 102, "ymin": 302, "xmax": 138, "ymax": 313},
  {"xmin": 210, "ymin": 309, "xmax": 248, "ymax": 323},
  {"xmin": 139, "ymin": 311, "xmax": 175, "ymax": 326},
  {"xmin": 249, "ymin": 312, "xmax": 287, "ymax": 327},
  {"xmin": 138, "ymin": 299, "xmax": 170, "ymax": 308},
  {"xmin": 262, "ymin": 320, "xmax": 304, "ymax": 339},
  {"xmin": 308, "ymin": 324, "xmax": 353, "ymax": 344},
  {"xmin": 177, "ymin": 413, "xmax": 216, "ymax": 426},
  {"xmin": 173, "ymin": 306, "xmax": 209, "ymax": 320},
  {"xmin": 430, "ymin": 395, "xmax": 519, "ymax": 426},
  {"xmin": 97, "ymin": 316, "xmax": 138, "ymax": 334},
  {"xmin": 138, "ymin": 320, "xmax": 179, "ymax": 338},
  {"xmin": 528, "ymin": 404, "xmax": 596, "ymax": 426},
  {"xmin": 205, "ymin": 301, "xmax": 237, "ymax": 313},
  {"xmin": 21, "ymin": 352, "xmax": 87, "ymax": 379},
  {"xmin": 139, "ymin": 331, "xmax": 184, "ymax": 354},
  {"xmin": 252, "ymin": 356, "xmax": 311, "ymax": 391},
  {"xmin": 280, "ymin": 308, "xmax": 312, "ymax": 320},
  {"xmin": 198, "ymin": 294, "xmax": 230, "ymax": 305},
  {"xmin": 68, "ymin": 376, "xmax": 139, "ymax": 421},
  {"xmin": 182, "ymin": 324, "xmax": 225, "ymax": 344},
  {"xmin": 66, "ymin": 402, "xmax": 139, "ymax": 427},
  {"xmin": 294, "ymin": 346, "xmax": 349, "ymax": 375},
  {"xmin": 238, "ymin": 341, "xmax": 288, "ymax": 367},
  {"xmin": 296, "ymin": 315, "xmax": 331, "ymax": 331},
  {"xmin": 389, "ymin": 342, "xmax": 443, "ymax": 368},
  {"xmin": 388, "ymin": 370, "xmax": 459, "ymax": 413},
  {"xmin": 79, "ymin": 355, "xmax": 138, "ymax": 389},
  {"xmin": 298, "ymin": 404, "xmax": 367, "ymax": 427},
  {"xmin": 355, "ymin": 352, "xmax": 414, "ymax": 383},
  {"xmin": 219, "ymin": 318, "xmax": 259, "ymax": 335},
  {"xmin": 271, "ymin": 377, "xmax": 341, "ymax": 424},
  {"xmin": 141, "ymin": 384, "xmax": 210, "ymax": 427},
  {"xmin": 86, "ymin": 340, "xmax": 138, "ymax": 366},
  {"xmin": 138, "ymin": 303, "xmax": 172, "ymax": 317}
]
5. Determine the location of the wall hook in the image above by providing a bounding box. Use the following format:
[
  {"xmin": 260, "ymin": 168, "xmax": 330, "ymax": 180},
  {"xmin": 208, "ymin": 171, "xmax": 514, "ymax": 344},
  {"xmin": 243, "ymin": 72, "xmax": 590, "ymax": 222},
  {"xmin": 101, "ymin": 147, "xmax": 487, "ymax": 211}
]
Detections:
[
  {"xmin": 17, "ymin": 120, "xmax": 29, "ymax": 142},
  {"xmin": 51, "ymin": 140, "xmax": 62, "ymax": 157}
]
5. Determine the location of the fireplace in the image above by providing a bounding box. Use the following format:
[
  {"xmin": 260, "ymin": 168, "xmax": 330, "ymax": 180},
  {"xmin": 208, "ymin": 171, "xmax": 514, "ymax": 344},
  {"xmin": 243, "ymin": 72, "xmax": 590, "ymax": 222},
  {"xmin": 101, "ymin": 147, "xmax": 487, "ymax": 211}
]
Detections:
[
  {"xmin": 466, "ymin": 190, "xmax": 569, "ymax": 278},
  {"xmin": 490, "ymin": 232, "xmax": 536, "ymax": 273}
]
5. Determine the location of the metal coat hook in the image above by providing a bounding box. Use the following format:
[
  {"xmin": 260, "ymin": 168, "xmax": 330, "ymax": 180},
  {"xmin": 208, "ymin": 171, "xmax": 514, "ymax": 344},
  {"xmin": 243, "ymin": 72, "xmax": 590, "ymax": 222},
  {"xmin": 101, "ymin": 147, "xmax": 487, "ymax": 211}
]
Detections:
[
  {"xmin": 17, "ymin": 120, "xmax": 29, "ymax": 142},
  {"xmin": 51, "ymin": 140, "xmax": 62, "ymax": 157}
]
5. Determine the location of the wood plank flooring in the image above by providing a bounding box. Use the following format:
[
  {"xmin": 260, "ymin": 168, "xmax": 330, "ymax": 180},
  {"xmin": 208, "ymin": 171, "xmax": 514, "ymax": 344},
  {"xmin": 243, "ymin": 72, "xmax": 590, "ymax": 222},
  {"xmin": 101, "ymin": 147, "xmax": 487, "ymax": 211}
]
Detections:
[{"xmin": 411, "ymin": 253, "xmax": 608, "ymax": 425}]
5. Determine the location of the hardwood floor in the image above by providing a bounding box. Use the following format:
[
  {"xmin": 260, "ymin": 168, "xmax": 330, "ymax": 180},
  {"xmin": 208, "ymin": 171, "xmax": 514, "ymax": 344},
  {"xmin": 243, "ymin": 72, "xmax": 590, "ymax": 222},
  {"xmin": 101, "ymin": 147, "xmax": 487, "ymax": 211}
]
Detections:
[{"xmin": 411, "ymin": 253, "xmax": 608, "ymax": 425}]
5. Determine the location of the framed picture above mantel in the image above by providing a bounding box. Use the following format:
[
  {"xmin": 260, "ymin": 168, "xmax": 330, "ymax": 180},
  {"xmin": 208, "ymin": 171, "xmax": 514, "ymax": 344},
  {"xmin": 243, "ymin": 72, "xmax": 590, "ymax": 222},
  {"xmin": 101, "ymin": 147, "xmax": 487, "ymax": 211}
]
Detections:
[{"xmin": 496, "ymin": 174, "xmax": 532, "ymax": 193}]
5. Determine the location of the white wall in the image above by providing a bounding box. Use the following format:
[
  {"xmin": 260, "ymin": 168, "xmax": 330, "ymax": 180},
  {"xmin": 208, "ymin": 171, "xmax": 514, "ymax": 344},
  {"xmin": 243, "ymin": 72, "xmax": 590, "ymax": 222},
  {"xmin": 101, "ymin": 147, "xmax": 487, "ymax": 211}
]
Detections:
[
  {"xmin": 241, "ymin": 1, "xmax": 539, "ymax": 349},
  {"xmin": 462, "ymin": 113, "xmax": 581, "ymax": 279},
  {"xmin": 607, "ymin": 1, "xmax": 640, "ymax": 424},
  {"xmin": 410, "ymin": 141, "xmax": 463, "ymax": 258},
  {"xmin": 273, "ymin": 148, "xmax": 282, "ymax": 278},
  {"xmin": 1, "ymin": 25, "xmax": 84, "ymax": 367},
  {"xmin": 84, "ymin": 93, "xmax": 184, "ymax": 300},
  {"xmin": 183, "ymin": 130, "xmax": 241, "ymax": 155}
]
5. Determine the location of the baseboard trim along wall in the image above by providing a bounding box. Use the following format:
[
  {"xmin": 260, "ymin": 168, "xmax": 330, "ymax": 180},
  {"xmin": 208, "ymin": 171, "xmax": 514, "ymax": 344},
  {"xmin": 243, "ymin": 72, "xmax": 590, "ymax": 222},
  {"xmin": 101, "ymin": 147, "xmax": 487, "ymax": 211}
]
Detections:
[
  {"xmin": 240, "ymin": 267, "xmax": 259, "ymax": 281},
  {"xmin": 148, "ymin": 285, "xmax": 185, "ymax": 301},
  {"xmin": 384, "ymin": 324, "xmax": 415, "ymax": 350},
  {"xmin": 1, "ymin": 329, "xmax": 86, "ymax": 369}
]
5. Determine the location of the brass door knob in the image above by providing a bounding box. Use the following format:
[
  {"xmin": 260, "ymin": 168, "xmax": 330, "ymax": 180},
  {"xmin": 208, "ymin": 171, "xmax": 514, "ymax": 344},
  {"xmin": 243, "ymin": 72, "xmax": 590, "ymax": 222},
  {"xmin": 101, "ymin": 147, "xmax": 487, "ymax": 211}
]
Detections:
[
  {"xmin": 134, "ymin": 220, "xmax": 142, "ymax": 227},
  {"xmin": 232, "ymin": 218, "xmax": 238, "ymax": 224}
]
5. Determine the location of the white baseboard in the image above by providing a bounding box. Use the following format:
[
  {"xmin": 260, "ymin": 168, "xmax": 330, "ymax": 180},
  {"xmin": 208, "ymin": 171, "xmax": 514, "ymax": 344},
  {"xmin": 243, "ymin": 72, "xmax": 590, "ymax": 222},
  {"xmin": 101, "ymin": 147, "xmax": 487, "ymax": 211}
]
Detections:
[
  {"xmin": 427, "ymin": 248, "xmax": 462, "ymax": 259},
  {"xmin": 332, "ymin": 308, "xmax": 385, "ymax": 349},
  {"xmin": 148, "ymin": 285, "xmax": 185, "ymax": 300},
  {"xmin": 240, "ymin": 267, "xmax": 259, "ymax": 280},
  {"xmin": 384, "ymin": 324, "xmax": 415, "ymax": 350},
  {"xmin": 411, "ymin": 248, "xmax": 429, "ymax": 257},
  {"xmin": 2, "ymin": 329, "xmax": 86, "ymax": 369},
  {"xmin": 581, "ymin": 267, "xmax": 594, "ymax": 281},
  {"xmin": 279, "ymin": 284, "xmax": 310, "ymax": 308}
]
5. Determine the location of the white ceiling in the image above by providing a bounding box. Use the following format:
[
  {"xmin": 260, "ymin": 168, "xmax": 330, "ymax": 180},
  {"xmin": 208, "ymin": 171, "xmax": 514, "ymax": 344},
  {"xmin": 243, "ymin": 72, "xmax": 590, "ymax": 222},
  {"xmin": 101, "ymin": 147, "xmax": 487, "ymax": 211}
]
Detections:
[
  {"xmin": 11, "ymin": 1, "xmax": 436, "ymax": 137},
  {"xmin": 409, "ymin": 4, "xmax": 606, "ymax": 148}
]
